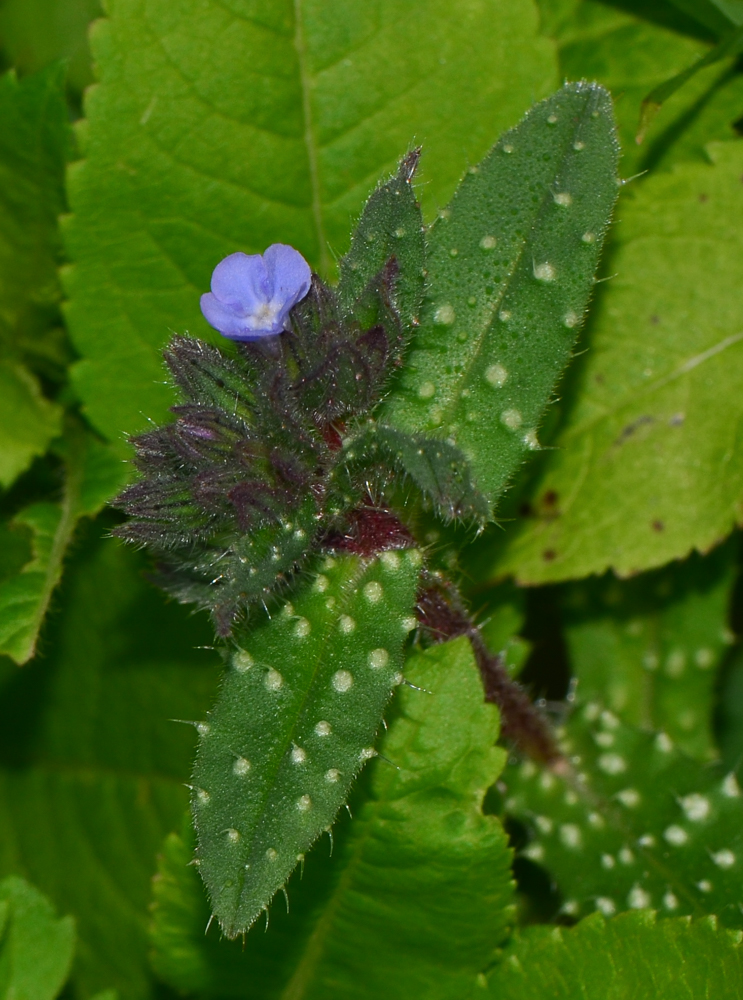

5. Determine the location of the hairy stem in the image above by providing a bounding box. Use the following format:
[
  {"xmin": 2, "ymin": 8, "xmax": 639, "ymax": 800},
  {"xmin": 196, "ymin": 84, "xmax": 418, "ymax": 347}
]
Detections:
[{"xmin": 417, "ymin": 575, "xmax": 562, "ymax": 765}]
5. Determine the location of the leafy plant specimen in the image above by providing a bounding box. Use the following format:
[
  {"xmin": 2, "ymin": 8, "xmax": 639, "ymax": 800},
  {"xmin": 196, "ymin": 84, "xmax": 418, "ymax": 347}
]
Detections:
[
  {"xmin": 2, "ymin": 1, "xmax": 743, "ymax": 997},
  {"xmin": 110, "ymin": 82, "xmax": 618, "ymax": 936}
]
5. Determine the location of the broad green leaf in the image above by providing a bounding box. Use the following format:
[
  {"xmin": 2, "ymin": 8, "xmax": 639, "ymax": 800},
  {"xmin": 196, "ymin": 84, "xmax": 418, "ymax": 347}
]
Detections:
[
  {"xmin": 0, "ymin": 520, "xmax": 222, "ymax": 999},
  {"xmin": 381, "ymin": 83, "xmax": 619, "ymax": 506},
  {"xmin": 504, "ymin": 701, "xmax": 743, "ymax": 926},
  {"xmin": 478, "ymin": 140, "xmax": 743, "ymax": 583},
  {"xmin": 0, "ymin": 427, "xmax": 125, "ymax": 664},
  {"xmin": 538, "ymin": 0, "xmax": 743, "ymax": 175},
  {"xmin": 193, "ymin": 550, "xmax": 421, "ymax": 937},
  {"xmin": 62, "ymin": 0, "xmax": 556, "ymax": 456},
  {"xmin": 151, "ymin": 637, "xmax": 514, "ymax": 1000},
  {"xmin": 0, "ymin": 361, "xmax": 61, "ymax": 488},
  {"xmin": 562, "ymin": 540, "xmax": 737, "ymax": 759},
  {"xmin": 486, "ymin": 911, "xmax": 743, "ymax": 999},
  {"xmin": 0, "ymin": 0, "xmax": 102, "ymax": 95},
  {"xmin": 0, "ymin": 875, "xmax": 75, "ymax": 1000},
  {"xmin": 0, "ymin": 64, "xmax": 71, "ymax": 384}
]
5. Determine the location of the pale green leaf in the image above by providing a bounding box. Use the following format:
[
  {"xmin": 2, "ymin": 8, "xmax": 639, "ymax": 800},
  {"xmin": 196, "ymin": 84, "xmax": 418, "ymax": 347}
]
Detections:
[
  {"xmin": 62, "ymin": 0, "xmax": 556, "ymax": 456},
  {"xmin": 504, "ymin": 701, "xmax": 743, "ymax": 927},
  {"xmin": 477, "ymin": 140, "xmax": 743, "ymax": 583},
  {"xmin": 150, "ymin": 637, "xmax": 514, "ymax": 1000},
  {"xmin": 0, "ymin": 521, "xmax": 222, "ymax": 999},
  {"xmin": 562, "ymin": 540, "xmax": 737, "ymax": 759},
  {"xmin": 486, "ymin": 911, "xmax": 743, "ymax": 1000},
  {"xmin": 0, "ymin": 427, "xmax": 125, "ymax": 664},
  {"xmin": 382, "ymin": 83, "xmax": 619, "ymax": 506},
  {"xmin": 0, "ymin": 362, "xmax": 61, "ymax": 488},
  {"xmin": 0, "ymin": 875, "xmax": 75, "ymax": 1000}
]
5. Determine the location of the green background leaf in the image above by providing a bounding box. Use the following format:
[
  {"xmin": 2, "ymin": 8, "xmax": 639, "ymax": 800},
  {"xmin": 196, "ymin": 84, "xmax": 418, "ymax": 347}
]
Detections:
[
  {"xmin": 505, "ymin": 701, "xmax": 743, "ymax": 927},
  {"xmin": 537, "ymin": 0, "xmax": 743, "ymax": 174},
  {"xmin": 0, "ymin": 520, "xmax": 221, "ymax": 998},
  {"xmin": 562, "ymin": 539, "xmax": 737, "ymax": 759},
  {"xmin": 62, "ymin": 0, "xmax": 556, "ymax": 459},
  {"xmin": 0, "ymin": 362, "xmax": 61, "ymax": 489},
  {"xmin": 0, "ymin": 427, "xmax": 125, "ymax": 664},
  {"xmin": 0, "ymin": 875, "xmax": 75, "ymax": 1000},
  {"xmin": 0, "ymin": 0, "xmax": 102, "ymax": 96},
  {"xmin": 151, "ymin": 637, "xmax": 514, "ymax": 1000},
  {"xmin": 475, "ymin": 139, "xmax": 743, "ymax": 583},
  {"xmin": 486, "ymin": 911, "xmax": 743, "ymax": 999},
  {"xmin": 0, "ymin": 64, "xmax": 70, "ymax": 488}
]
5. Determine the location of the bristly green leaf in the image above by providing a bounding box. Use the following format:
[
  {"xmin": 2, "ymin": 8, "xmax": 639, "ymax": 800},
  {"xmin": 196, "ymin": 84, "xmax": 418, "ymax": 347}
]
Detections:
[
  {"xmin": 342, "ymin": 422, "xmax": 491, "ymax": 523},
  {"xmin": 338, "ymin": 149, "xmax": 425, "ymax": 335},
  {"xmin": 0, "ymin": 875, "xmax": 75, "ymax": 1000},
  {"xmin": 192, "ymin": 550, "xmax": 421, "ymax": 937},
  {"xmin": 486, "ymin": 911, "xmax": 743, "ymax": 999},
  {"xmin": 504, "ymin": 702, "xmax": 743, "ymax": 927},
  {"xmin": 381, "ymin": 83, "xmax": 619, "ymax": 507},
  {"xmin": 562, "ymin": 540, "xmax": 737, "ymax": 759},
  {"xmin": 61, "ymin": 0, "xmax": 556, "ymax": 457},
  {"xmin": 478, "ymin": 141, "xmax": 743, "ymax": 583},
  {"xmin": 151, "ymin": 637, "xmax": 513, "ymax": 1000}
]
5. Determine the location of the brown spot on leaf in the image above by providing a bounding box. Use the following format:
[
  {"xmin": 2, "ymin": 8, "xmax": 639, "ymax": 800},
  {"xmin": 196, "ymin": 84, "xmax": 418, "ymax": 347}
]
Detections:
[
  {"xmin": 543, "ymin": 490, "xmax": 559, "ymax": 509},
  {"xmin": 652, "ymin": 520, "xmax": 664, "ymax": 533},
  {"xmin": 543, "ymin": 549, "xmax": 557, "ymax": 562},
  {"xmin": 699, "ymin": 193, "xmax": 708, "ymax": 203}
]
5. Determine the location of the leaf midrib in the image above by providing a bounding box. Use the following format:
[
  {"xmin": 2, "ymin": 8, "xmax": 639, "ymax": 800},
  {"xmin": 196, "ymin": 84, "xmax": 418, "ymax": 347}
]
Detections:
[{"xmin": 294, "ymin": 0, "xmax": 328, "ymax": 275}]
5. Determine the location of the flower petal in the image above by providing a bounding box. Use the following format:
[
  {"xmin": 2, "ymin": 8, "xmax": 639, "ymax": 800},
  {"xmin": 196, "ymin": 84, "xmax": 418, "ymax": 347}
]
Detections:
[
  {"xmin": 200, "ymin": 293, "xmax": 278, "ymax": 340},
  {"xmin": 263, "ymin": 243, "xmax": 312, "ymax": 307},
  {"xmin": 210, "ymin": 252, "xmax": 269, "ymax": 309}
]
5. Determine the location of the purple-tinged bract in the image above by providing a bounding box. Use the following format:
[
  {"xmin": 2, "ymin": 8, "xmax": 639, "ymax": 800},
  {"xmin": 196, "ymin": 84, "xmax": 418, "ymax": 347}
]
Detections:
[{"xmin": 200, "ymin": 244, "xmax": 311, "ymax": 340}]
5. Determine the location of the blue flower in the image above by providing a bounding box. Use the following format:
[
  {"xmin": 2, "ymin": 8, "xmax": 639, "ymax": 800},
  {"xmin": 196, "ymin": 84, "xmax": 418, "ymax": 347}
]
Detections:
[{"xmin": 200, "ymin": 244, "xmax": 312, "ymax": 340}]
